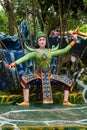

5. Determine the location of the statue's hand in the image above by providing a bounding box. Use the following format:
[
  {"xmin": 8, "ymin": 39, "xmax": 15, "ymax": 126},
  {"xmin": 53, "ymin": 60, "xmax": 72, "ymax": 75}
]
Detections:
[
  {"xmin": 5, "ymin": 62, "xmax": 16, "ymax": 69},
  {"xmin": 70, "ymin": 34, "xmax": 77, "ymax": 46},
  {"xmin": 72, "ymin": 34, "xmax": 78, "ymax": 41},
  {"xmin": 5, "ymin": 63, "xmax": 11, "ymax": 69}
]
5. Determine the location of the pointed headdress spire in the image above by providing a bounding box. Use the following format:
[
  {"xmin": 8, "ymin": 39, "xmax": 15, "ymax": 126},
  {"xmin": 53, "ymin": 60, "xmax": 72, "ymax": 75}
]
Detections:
[{"xmin": 36, "ymin": 17, "xmax": 47, "ymax": 41}]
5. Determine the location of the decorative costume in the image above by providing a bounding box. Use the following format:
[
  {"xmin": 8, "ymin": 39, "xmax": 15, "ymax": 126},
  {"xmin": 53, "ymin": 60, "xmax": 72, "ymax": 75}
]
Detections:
[{"xmin": 15, "ymin": 46, "xmax": 73, "ymax": 103}]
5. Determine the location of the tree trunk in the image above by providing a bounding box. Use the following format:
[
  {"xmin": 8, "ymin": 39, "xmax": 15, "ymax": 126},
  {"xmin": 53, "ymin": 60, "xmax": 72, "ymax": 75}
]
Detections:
[{"xmin": 4, "ymin": 0, "xmax": 14, "ymax": 35}]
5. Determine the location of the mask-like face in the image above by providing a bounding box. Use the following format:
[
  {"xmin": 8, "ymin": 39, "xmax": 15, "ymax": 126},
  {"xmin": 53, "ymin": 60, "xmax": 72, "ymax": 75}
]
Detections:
[{"xmin": 37, "ymin": 37, "xmax": 46, "ymax": 49}]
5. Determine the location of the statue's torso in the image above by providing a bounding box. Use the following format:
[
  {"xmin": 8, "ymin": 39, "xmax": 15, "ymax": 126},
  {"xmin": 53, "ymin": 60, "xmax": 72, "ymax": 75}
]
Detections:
[{"xmin": 35, "ymin": 48, "xmax": 52, "ymax": 70}]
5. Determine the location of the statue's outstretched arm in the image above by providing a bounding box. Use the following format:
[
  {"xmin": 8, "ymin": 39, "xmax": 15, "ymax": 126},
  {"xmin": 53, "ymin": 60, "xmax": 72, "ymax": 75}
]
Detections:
[
  {"xmin": 51, "ymin": 40, "xmax": 76, "ymax": 57},
  {"xmin": 11, "ymin": 51, "xmax": 36, "ymax": 67}
]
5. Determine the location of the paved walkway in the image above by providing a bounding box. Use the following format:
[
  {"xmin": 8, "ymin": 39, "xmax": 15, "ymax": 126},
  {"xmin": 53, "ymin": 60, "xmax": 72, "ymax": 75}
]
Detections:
[{"xmin": 0, "ymin": 103, "xmax": 87, "ymax": 129}]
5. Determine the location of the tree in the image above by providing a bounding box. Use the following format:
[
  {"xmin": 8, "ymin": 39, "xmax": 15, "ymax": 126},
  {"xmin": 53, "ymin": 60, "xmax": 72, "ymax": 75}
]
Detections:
[
  {"xmin": 3, "ymin": 0, "xmax": 15, "ymax": 35},
  {"xmin": 0, "ymin": 0, "xmax": 87, "ymax": 36}
]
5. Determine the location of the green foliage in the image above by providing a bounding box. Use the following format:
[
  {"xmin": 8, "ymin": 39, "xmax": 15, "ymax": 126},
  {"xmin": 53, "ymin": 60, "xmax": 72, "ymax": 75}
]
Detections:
[
  {"xmin": 0, "ymin": 94, "xmax": 22, "ymax": 105},
  {"xmin": 0, "ymin": 0, "xmax": 87, "ymax": 36},
  {"xmin": 14, "ymin": 0, "xmax": 32, "ymax": 23},
  {"xmin": 79, "ymin": 24, "xmax": 87, "ymax": 33},
  {"xmin": 0, "ymin": 10, "xmax": 8, "ymax": 33}
]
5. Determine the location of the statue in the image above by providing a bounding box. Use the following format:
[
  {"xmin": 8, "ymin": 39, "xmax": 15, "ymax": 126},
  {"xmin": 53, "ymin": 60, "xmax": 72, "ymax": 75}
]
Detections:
[{"xmin": 6, "ymin": 18, "xmax": 77, "ymax": 106}]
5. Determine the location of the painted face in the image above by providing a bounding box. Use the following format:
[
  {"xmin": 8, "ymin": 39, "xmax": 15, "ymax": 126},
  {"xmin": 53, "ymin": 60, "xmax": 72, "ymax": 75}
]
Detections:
[{"xmin": 37, "ymin": 37, "xmax": 46, "ymax": 49}]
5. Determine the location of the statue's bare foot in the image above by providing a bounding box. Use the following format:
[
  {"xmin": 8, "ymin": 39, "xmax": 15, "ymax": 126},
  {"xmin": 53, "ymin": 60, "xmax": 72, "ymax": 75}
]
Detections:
[
  {"xmin": 63, "ymin": 101, "xmax": 76, "ymax": 107},
  {"xmin": 16, "ymin": 101, "xmax": 29, "ymax": 106}
]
